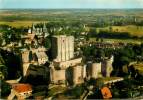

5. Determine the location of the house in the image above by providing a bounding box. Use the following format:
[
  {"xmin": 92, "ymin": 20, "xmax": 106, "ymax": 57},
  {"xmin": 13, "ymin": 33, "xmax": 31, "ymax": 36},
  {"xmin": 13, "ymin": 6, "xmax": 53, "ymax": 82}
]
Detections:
[{"xmin": 8, "ymin": 84, "xmax": 32, "ymax": 100}]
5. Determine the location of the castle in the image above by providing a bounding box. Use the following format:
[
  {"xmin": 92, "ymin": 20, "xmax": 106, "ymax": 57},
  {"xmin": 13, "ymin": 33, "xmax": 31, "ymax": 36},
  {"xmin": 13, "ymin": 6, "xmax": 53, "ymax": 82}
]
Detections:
[
  {"xmin": 50, "ymin": 35, "xmax": 114, "ymax": 85},
  {"xmin": 20, "ymin": 23, "xmax": 114, "ymax": 86},
  {"xmin": 50, "ymin": 35, "xmax": 86, "ymax": 85}
]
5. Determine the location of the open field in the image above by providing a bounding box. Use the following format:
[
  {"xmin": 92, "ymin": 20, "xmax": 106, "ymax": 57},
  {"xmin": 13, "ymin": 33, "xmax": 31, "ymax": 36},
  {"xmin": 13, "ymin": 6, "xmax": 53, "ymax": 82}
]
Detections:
[
  {"xmin": 90, "ymin": 38, "xmax": 143, "ymax": 44},
  {"xmin": 96, "ymin": 25, "xmax": 143, "ymax": 37},
  {"xmin": 0, "ymin": 21, "xmax": 48, "ymax": 28}
]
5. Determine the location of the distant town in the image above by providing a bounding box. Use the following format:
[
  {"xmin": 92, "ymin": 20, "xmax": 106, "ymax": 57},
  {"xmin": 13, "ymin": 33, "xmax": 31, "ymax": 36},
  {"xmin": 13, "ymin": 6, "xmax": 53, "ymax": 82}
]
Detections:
[{"xmin": 0, "ymin": 9, "xmax": 143, "ymax": 99}]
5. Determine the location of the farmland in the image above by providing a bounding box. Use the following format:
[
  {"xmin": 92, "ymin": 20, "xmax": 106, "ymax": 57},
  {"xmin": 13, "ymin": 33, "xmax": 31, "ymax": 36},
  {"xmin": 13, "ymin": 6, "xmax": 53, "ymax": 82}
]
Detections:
[
  {"xmin": 89, "ymin": 38, "xmax": 143, "ymax": 44},
  {"xmin": 0, "ymin": 21, "xmax": 47, "ymax": 28},
  {"xmin": 96, "ymin": 25, "xmax": 143, "ymax": 37}
]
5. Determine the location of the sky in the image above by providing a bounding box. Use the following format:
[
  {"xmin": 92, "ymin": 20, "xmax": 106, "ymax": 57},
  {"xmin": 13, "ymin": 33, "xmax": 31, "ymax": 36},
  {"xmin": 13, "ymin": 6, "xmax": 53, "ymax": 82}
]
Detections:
[{"xmin": 0, "ymin": 0, "xmax": 143, "ymax": 9}]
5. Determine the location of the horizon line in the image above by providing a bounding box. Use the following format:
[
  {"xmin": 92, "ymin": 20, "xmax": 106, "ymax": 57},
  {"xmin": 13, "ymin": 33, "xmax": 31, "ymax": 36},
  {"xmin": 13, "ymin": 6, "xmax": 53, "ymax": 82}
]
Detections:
[{"xmin": 1, "ymin": 8, "xmax": 143, "ymax": 10}]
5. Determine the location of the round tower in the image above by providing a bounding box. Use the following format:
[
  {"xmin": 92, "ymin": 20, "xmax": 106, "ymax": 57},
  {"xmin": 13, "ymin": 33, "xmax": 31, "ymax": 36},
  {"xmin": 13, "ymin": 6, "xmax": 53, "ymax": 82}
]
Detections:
[
  {"xmin": 91, "ymin": 62, "xmax": 102, "ymax": 79},
  {"xmin": 21, "ymin": 50, "xmax": 29, "ymax": 63},
  {"xmin": 72, "ymin": 65, "xmax": 83, "ymax": 85}
]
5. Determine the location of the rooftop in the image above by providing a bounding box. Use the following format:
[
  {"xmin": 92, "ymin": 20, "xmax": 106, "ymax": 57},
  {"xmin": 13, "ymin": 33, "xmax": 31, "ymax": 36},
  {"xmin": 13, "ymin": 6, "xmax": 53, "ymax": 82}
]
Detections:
[{"xmin": 12, "ymin": 84, "xmax": 32, "ymax": 93}]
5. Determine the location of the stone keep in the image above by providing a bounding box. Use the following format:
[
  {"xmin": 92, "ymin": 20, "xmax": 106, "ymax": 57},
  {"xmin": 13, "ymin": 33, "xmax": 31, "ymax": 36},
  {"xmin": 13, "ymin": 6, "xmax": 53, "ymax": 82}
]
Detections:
[{"xmin": 52, "ymin": 35, "xmax": 74, "ymax": 62}]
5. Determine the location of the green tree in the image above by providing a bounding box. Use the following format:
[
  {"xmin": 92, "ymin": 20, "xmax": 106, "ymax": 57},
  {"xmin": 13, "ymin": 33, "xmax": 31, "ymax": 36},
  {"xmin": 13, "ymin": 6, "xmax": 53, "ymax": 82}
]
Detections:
[
  {"xmin": 44, "ymin": 37, "xmax": 51, "ymax": 49},
  {"xmin": 0, "ymin": 36, "xmax": 3, "ymax": 46},
  {"xmin": 0, "ymin": 65, "xmax": 8, "ymax": 80},
  {"xmin": 0, "ymin": 54, "xmax": 8, "ymax": 79},
  {"xmin": 1, "ymin": 80, "xmax": 11, "ymax": 97},
  {"xmin": 120, "ymin": 56, "xmax": 130, "ymax": 66},
  {"xmin": 88, "ymin": 28, "xmax": 97, "ymax": 37},
  {"xmin": 96, "ymin": 49, "xmax": 105, "ymax": 58},
  {"xmin": 96, "ymin": 37, "xmax": 99, "ymax": 42}
]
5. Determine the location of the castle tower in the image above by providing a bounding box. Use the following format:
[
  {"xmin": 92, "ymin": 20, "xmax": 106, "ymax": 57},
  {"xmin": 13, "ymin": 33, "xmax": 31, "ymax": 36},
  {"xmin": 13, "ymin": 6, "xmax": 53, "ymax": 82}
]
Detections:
[
  {"xmin": 51, "ymin": 35, "xmax": 74, "ymax": 62},
  {"xmin": 101, "ymin": 56, "xmax": 114, "ymax": 77},
  {"xmin": 72, "ymin": 65, "xmax": 82, "ymax": 85},
  {"xmin": 72, "ymin": 65, "xmax": 86, "ymax": 85},
  {"xmin": 21, "ymin": 50, "xmax": 30, "ymax": 63},
  {"xmin": 91, "ymin": 62, "xmax": 102, "ymax": 79},
  {"xmin": 21, "ymin": 49, "xmax": 30, "ymax": 76}
]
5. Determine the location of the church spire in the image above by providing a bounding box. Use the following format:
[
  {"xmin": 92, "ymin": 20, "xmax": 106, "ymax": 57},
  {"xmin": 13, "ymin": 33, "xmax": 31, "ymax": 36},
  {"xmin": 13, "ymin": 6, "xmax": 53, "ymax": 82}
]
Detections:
[
  {"xmin": 43, "ymin": 22, "xmax": 47, "ymax": 33},
  {"xmin": 32, "ymin": 23, "xmax": 36, "ymax": 33}
]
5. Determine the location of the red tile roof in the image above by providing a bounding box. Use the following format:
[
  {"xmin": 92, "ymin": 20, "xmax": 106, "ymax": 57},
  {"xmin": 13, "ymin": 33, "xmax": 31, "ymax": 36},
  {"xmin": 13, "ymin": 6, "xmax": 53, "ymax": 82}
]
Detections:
[
  {"xmin": 12, "ymin": 84, "xmax": 32, "ymax": 93},
  {"xmin": 101, "ymin": 87, "xmax": 112, "ymax": 99}
]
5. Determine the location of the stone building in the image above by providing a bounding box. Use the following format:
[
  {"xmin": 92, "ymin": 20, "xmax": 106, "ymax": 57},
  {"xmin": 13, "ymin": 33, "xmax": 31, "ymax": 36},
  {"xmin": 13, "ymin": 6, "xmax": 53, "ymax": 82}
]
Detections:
[
  {"xmin": 86, "ymin": 62, "xmax": 102, "ymax": 79},
  {"xmin": 50, "ymin": 63, "xmax": 86, "ymax": 85},
  {"xmin": 50, "ymin": 66, "xmax": 66, "ymax": 84},
  {"xmin": 28, "ymin": 23, "xmax": 49, "ymax": 37},
  {"xmin": 21, "ymin": 49, "xmax": 30, "ymax": 63},
  {"xmin": 53, "ymin": 57, "xmax": 82, "ymax": 69},
  {"xmin": 86, "ymin": 56, "xmax": 114, "ymax": 79},
  {"xmin": 35, "ymin": 51, "xmax": 48, "ymax": 65},
  {"xmin": 101, "ymin": 56, "xmax": 114, "ymax": 77},
  {"xmin": 51, "ymin": 35, "xmax": 74, "ymax": 62},
  {"xmin": 72, "ymin": 65, "xmax": 86, "ymax": 85},
  {"xmin": 50, "ymin": 35, "xmax": 85, "ymax": 85},
  {"xmin": 20, "ymin": 47, "xmax": 48, "ymax": 76},
  {"xmin": 21, "ymin": 33, "xmax": 37, "ymax": 46},
  {"xmin": 51, "ymin": 35, "xmax": 82, "ymax": 69},
  {"xmin": 91, "ymin": 62, "xmax": 102, "ymax": 79}
]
